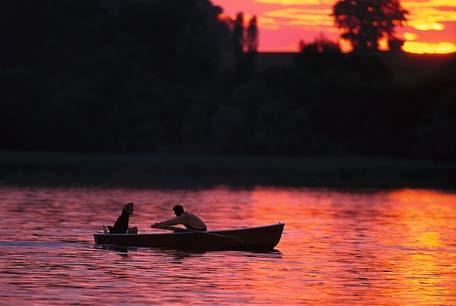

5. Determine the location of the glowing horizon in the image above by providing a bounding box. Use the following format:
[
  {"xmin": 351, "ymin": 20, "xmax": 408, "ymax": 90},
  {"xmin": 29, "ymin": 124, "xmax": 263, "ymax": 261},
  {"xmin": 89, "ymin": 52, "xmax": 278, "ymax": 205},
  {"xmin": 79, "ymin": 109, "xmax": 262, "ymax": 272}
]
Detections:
[{"xmin": 214, "ymin": 0, "xmax": 456, "ymax": 54}]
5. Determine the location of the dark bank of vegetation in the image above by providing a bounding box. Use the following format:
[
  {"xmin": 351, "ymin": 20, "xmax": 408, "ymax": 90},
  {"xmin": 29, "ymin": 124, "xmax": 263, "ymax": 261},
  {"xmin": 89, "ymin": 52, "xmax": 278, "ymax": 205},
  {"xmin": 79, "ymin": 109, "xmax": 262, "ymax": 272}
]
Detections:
[
  {"xmin": 1, "ymin": 152, "xmax": 455, "ymax": 189},
  {"xmin": 1, "ymin": 0, "xmax": 455, "ymax": 183}
]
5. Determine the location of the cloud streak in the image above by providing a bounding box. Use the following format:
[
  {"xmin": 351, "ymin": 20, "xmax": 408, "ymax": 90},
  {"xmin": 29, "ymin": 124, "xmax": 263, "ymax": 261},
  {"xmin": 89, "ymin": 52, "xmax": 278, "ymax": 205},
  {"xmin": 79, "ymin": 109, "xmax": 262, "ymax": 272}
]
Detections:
[{"xmin": 264, "ymin": 7, "xmax": 333, "ymax": 27}]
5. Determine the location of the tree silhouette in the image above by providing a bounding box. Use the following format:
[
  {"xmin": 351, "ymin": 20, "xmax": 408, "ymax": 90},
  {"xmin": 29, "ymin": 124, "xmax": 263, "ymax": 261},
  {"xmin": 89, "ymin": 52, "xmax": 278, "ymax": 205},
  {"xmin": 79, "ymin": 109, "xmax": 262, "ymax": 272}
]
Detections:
[
  {"xmin": 388, "ymin": 36, "xmax": 405, "ymax": 52},
  {"xmin": 298, "ymin": 34, "xmax": 341, "ymax": 55},
  {"xmin": 295, "ymin": 35, "xmax": 343, "ymax": 74},
  {"xmin": 246, "ymin": 16, "xmax": 259, "ymax": 54},
  {"xmin": 333, "ymin": 0, "xmax": 408, "ymax": 52},
  {"xmin": 232, "ymin": 12, "xmax": 245, "ymax": 74},
  {"xmin": 246, "ymin": 15, "xmax": 259, "ymax": 74},
  {"xmin": 230, "ymin": 13, "xmax": 259, "ymax": 77}
]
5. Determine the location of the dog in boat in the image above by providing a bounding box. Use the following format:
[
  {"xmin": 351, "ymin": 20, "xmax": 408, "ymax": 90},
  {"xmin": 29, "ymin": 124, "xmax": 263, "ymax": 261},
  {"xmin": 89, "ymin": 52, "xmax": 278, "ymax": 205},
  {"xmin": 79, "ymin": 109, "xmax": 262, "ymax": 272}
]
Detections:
[{"xmin": 104, "ymin": 202, "xmax": 138, "ymax": 234}]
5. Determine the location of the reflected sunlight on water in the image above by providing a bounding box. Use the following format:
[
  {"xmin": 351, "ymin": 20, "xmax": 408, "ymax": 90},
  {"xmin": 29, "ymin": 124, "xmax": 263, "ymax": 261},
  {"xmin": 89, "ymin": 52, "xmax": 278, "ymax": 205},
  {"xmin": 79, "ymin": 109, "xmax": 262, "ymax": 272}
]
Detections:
[{"xmin": 0, "ymin": 186, "xmax": 455, "ymax": 305}]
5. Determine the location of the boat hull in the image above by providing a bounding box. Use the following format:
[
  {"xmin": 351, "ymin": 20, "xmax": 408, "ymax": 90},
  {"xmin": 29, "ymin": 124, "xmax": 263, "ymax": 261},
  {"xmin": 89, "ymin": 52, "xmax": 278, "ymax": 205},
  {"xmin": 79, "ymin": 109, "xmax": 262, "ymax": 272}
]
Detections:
[{"xmin": 94, "ymin": 223, "xmax": 284, "ymax": 251}]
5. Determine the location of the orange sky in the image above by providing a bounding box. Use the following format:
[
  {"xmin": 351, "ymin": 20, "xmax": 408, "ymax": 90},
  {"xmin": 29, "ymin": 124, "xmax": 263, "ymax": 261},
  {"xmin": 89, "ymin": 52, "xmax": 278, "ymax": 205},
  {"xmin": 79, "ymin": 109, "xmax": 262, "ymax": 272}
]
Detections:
[{"xmin": 214, "ymin": 0, "xmax": 456, "ymax": 54}]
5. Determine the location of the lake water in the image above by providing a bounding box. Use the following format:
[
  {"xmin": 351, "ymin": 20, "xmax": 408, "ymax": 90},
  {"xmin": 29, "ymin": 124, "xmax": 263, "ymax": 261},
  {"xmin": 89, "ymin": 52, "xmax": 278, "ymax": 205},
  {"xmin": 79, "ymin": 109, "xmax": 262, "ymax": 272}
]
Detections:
[{"xmin": 0, "ymin": 186, "xmax": 455, "ymax": 305}]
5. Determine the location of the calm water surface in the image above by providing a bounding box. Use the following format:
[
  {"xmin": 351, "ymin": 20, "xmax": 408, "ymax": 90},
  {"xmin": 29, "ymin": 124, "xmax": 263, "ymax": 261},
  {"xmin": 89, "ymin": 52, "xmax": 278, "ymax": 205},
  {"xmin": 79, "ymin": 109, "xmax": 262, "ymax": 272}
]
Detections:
[{"xmin": 0, "ymin": 186, "xmax": 455, "ymax": 305}]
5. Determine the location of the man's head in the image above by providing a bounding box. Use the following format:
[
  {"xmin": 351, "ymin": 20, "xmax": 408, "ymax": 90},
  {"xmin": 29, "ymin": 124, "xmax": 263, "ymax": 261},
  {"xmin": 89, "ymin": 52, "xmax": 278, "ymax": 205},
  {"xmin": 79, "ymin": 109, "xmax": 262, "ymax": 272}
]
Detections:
[
  {"xmin": 123, "ymin": 202, "xmax": 134, "ymax": 216},
  {"xmin": 173, "ymin": 204, "xmax": 184, "ymax": 216}
]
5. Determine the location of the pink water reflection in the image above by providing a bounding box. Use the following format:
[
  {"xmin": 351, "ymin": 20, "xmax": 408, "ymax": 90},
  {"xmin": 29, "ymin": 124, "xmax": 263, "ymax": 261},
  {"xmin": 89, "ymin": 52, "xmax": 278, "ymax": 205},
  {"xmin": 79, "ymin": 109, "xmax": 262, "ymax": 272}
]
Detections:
[{"xmin": 0, "ymin": 187, "xmax": 455, "ymax": 305}]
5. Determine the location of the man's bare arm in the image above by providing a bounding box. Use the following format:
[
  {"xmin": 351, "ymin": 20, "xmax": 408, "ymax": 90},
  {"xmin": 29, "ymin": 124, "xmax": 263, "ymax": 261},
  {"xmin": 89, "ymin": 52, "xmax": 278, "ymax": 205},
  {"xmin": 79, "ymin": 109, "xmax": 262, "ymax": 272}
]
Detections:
[{"xmin": 153, "ymin": 215, "xmax": 183, "ymax": 227}]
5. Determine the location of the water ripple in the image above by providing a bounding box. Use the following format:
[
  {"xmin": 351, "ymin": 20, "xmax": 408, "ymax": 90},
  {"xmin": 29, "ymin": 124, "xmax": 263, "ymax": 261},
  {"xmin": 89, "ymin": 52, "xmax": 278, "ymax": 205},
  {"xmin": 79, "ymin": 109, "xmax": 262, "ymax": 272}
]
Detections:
[{"xmin": 0, "ymin": 187, "xmax": 455, "ymax": 305}]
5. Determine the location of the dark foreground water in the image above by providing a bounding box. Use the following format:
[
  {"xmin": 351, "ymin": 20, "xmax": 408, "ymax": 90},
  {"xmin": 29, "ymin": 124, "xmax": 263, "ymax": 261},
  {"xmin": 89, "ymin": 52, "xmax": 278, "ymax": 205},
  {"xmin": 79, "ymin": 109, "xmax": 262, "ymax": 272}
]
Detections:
[{"xmin": 0, "ymin": 186, "xmax": 455, "ymax": 305}]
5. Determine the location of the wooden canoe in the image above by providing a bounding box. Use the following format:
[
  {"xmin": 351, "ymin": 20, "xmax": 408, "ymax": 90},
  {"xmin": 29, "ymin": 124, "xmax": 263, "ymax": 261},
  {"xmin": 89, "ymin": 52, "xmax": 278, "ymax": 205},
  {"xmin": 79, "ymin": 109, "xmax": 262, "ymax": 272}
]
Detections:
[{"xmin": 93, "ymin": 223, "xmax": 284, "ymax": 251}]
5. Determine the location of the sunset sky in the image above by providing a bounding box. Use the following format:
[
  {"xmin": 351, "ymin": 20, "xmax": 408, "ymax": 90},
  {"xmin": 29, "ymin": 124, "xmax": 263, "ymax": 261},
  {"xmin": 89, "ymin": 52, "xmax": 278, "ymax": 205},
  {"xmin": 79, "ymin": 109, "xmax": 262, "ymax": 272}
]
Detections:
[{"xmin": 214, "ymin": 0, "xmax": 456, "ymax": 54}]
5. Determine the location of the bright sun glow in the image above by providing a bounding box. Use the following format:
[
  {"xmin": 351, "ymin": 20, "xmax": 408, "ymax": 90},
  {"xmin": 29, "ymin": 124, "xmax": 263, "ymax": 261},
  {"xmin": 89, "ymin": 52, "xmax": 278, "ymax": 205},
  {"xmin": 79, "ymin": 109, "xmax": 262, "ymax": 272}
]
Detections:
[
  {"xmin": 404, "ymin": 32, "xmax": 418, "ymax": 40},
  {"xmin": 410, "ymin": 21, "xmax": 445, "ymax": 31},
  {"xmin": 403, "ymin": 41, "xmax": 456, "ymax": 54}
]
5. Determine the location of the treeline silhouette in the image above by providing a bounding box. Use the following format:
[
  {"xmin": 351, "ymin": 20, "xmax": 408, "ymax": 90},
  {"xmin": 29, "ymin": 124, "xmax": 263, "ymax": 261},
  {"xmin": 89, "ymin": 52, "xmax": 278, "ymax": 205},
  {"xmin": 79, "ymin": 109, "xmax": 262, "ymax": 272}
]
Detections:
[{"xmin": 1, "ymin": 0, "xmax": 455, "ymax": 161}]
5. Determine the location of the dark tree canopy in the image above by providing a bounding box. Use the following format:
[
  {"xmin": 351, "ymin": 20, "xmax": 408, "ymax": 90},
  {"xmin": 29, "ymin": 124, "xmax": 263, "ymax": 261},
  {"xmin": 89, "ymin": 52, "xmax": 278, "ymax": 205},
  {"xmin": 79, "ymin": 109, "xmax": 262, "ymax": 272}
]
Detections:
[
  {"xmin": 333, "ymin": 0, "xmax": 408, "ymax": 52},
  {"xmin": 1, "ymin": 0, "xmax": 455, "ymax": 162}
]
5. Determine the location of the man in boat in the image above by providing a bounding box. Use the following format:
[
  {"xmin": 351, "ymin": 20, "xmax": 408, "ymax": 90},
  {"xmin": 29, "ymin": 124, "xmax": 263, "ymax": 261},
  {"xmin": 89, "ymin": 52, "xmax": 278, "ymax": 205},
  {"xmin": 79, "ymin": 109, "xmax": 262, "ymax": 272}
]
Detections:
[
  {"xmin": 105, "ymin": 202, "xmax": 138, "ymax": 234},
  {"xmin": 151, "ymin": 204, "xmax": 207, "ymax": 231}
]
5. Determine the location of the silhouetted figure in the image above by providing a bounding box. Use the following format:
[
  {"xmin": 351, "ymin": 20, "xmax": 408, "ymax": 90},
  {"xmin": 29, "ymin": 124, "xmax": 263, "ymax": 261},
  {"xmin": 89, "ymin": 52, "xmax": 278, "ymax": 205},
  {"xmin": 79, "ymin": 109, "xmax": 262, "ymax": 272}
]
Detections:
[
  {"xmin": 152, "ymin": 204, "xmax": 207, "ymax": 231},
  {"xmin": 333, "ymin": 0, "xmax": 408, "ymax": 52},
  {"xmin": 107, "ymin": 202, "xmax": 138, "ymax": 234}
]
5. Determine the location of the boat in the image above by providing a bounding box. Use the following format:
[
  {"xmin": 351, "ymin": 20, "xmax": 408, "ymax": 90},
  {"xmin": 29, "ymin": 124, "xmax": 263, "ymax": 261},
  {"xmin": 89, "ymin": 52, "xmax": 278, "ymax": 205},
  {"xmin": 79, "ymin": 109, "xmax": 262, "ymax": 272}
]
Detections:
[{"xmin": 94, "ymin": 223, "xmax": 284, "ymax": 251}]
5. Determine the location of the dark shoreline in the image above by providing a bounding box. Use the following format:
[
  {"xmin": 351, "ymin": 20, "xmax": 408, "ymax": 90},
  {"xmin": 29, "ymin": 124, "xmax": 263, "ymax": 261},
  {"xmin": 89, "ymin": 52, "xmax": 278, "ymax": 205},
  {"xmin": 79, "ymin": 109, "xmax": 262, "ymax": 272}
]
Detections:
[{"xmin": 0, "ymin": 151, "xmax": 455, "ymax": 190}]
